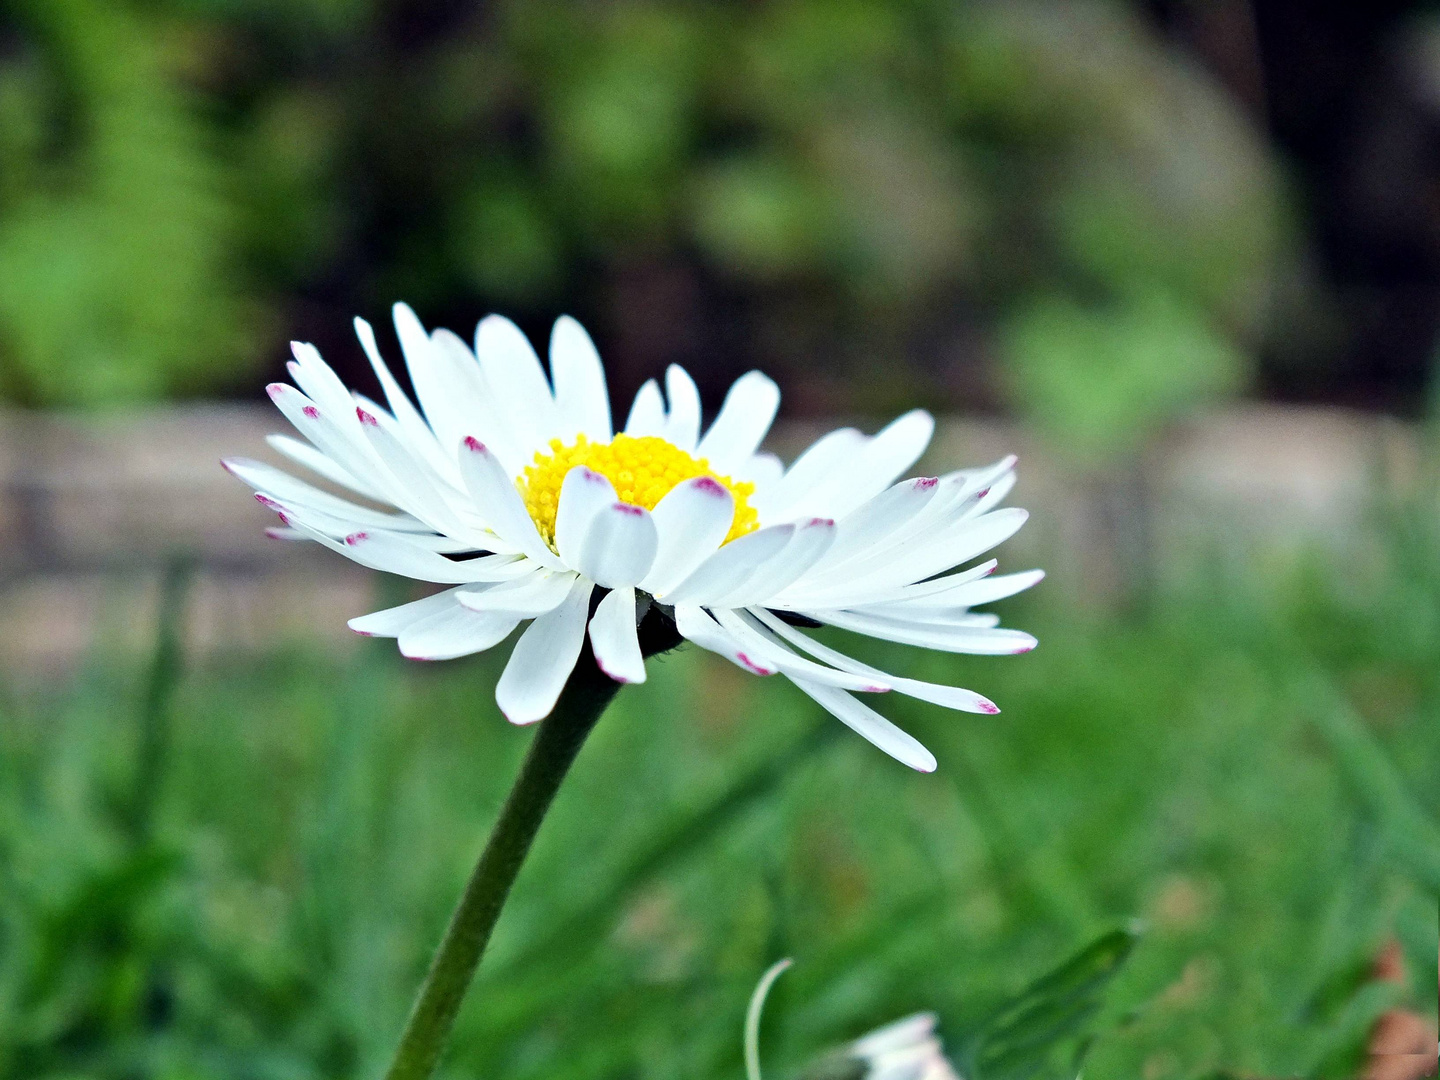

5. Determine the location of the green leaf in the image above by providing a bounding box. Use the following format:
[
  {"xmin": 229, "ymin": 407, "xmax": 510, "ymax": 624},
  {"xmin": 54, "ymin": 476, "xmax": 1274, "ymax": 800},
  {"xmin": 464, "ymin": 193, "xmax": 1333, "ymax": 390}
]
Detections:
[{"xmin": 960, "ymin": 924, "xmax": 1143, "ymax": 1080}]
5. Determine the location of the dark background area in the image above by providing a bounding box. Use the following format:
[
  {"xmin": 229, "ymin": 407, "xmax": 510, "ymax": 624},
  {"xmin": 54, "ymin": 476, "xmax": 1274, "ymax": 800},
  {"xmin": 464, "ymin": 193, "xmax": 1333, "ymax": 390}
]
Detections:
[{"xmin": 1159, "ymin": 0, "xmax": 1440, "ymax": 410}]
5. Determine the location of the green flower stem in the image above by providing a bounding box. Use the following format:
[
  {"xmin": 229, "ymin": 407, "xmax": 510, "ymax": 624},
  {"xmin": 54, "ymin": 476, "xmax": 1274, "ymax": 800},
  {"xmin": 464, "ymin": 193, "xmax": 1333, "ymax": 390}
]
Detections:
[{"xmin": 382, "ymin": 650, "xmax": 622, "ymax": 1080}]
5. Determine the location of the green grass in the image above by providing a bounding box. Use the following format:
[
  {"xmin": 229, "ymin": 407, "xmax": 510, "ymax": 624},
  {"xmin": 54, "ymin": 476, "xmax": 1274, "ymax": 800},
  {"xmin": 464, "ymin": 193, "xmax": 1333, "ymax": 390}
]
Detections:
[{"xmin": 0, "ymin": 519, "xmax": 1437, "ymax": 1080}]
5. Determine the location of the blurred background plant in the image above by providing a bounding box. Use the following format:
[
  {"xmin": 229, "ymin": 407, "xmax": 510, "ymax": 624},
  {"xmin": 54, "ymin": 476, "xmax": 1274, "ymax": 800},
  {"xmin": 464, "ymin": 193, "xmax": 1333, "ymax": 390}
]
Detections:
[{"xmin": 0, "ymin": 0, "xmax": 1317, "ymax": 447}]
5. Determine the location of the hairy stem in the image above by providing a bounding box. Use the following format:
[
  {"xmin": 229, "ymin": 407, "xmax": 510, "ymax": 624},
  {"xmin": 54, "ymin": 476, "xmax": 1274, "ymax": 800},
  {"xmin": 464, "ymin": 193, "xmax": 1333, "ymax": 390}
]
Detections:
[{"xmin": 382, "ymin": 649, "xmax": 621, "ymax": 1080}]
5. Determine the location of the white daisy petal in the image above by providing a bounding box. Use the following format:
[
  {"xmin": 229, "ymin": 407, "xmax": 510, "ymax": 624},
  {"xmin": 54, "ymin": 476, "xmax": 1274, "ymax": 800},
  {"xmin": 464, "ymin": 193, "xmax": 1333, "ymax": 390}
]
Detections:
[
  {"xmin": 663, "ymin": 524, "xmax": 795, "ymax": 605},
  {"xmin": 476, "ymin": 314, "xmax": 558, "ymax": 457},
  {"xmin": 697, "ymin": 371, "xmax": 780, "ymax": 475},
  {"xmin": 624, "ymin": 379, "xmax": 666, "ymax": 437},
  {"xmin": 555, "ymin": 466, "xmax": 621, "ymax": 567},
  {"xmin": 787, "ymin": 677, "xmax": 936, "ymax": 773},
  {"xmin": 354, "ymin": 405, "xmax": 477, "ymax": 539},
  {"xmin": 222, "ymin": 457, "xmax": 426, "ymax": 533},
  {"xmin": 662, "ymin": 365, "xmax": 701, "ymax": 451},
  {"xmin": 846, "ymin": 408, "xmax": 934, "ymax": 498},
  {"xmin": 348, "ymin": 586, "xmax": 468, "ymax": 638},
  {"xmin": 807, "ymin": 609, "xmax": 1037, "ymax": 655},
  {"xmin": 431, "ymin": 327, "xmax": 527, "ymax": 475},
  {"xmin": 783, "ymin": 410, "xmax": 935, "ymax": 522},
  {"xmin": 792, "ymin": 507, "xmax": 1028, "ymax": 608},
  {"xmin": 398, "ymin": 605, "xmax": 521, "ymax": 661},
  {"xmin": 265, "ymin": 433, "xmax": 388, "ymax": 503},
  {"xmin": 393, "ymin": 303, "xmax": 475, "ymax": 463},
  {"xmin": 856, "ymin": 507, "xmax": 1030, "ymax": 595},
  {"xmin": 736, "ymin": 450, "xmax": 784, "ymax": 493},
  {"xmin": 750, "ymin": 427, "xmax": 865, "ymax": 522},
  {"xmin": 252, "ymin": 493, "xmax": 469, "ymax": 552},
  {"xmin": 354, "ymin": 318, "xmax": 426, "ymax": 434},
  {"xmin": 711, "ymin": 608, "xmax": 887, "ymax": 692},
  {"xmin": 577, "ymin": 502, "xmax": 659, "ymax": 589},
  {"xmin": 550, "ymin": 316, "xmax": 612, "ymax": 443},
  {"xmin": 457, "ymin": 437, "xmax": 564, "ymax": 568},
  {"xmin": 353, "ymin": 317, "xmax": 458, "ymax": 481},
  {"xmin": 810, "ymin": 458, "xmax": 1012, "ymax": 585},
  {"xmin": 266, "ymin": 383, "xmax": 392, "ymax": 497},
  {"xmin": 940, "ymin": 453, "xmax": 1018, "ymax": 489},
  {"xmin": 750, "ymin": 608, "xmax": 1001, "ymax": 714},
  {"xmin": 673, "ymin": 604, "xmax": 778, "ymax": 676},
  {"xmin": 282, "ymin": 512, "xmax": 527, "ymax": 584},
  {"xmin": 853, "ymin": 1014, "xmax": 940, "ymax": 1060},
  {"xmin": 639, "ymin": 476, "xmax": 735, "ymax": 596},
  {"xmin": 860, "ymin": 569, "xmax": 1045, "ymax": 614},
  {"xmin": 495, "ymin": 577, "xmax": 595, "ymax": 724},
  {"xmin": 589, "ymin": 586, "xmax": 646, "ymax": 684},
  {"xmin": 969, "ymin": 468, "xmax": 1017, "ymax": 516},
  {"xmin": 336, "ymin": 534, "xmax": 529, "ymax": 584},
  {"xmin": 793, "ymin": 559, "xmax": 999, "ymax": 611},
  {"xmin": 811, "ymin": 476, "xmax": 940, "ymax": 572},
  {"xmin": 457, "ymin": 570, "xmax": 577, "ymax": 617},
  {"xmin": 286, "ymin": 341, "xmax": 356, "ymax": 421},
  {"xmin": 714, "ymin": 516, "xmax": 835, "ymax": 608}
]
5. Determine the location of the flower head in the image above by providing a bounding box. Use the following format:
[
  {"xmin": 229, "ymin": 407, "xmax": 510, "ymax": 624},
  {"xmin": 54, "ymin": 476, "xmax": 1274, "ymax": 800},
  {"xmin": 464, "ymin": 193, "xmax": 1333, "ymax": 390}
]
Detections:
[
  {"xmin": 849, "ymin": 1013, "xmax": 963, "ymax": 1080},
  {"xmin": 224, "ymin": 305, "xmax": 1040, "ymax": 770},
  {"xmin": 744, "ymin": 959, "xmax": 964, "ymax": 1080}
]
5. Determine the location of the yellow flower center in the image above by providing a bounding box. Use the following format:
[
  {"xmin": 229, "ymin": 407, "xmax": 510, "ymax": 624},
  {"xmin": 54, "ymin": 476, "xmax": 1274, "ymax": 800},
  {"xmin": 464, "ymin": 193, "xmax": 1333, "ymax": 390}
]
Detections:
[{"xmin": 518, "ymin": 433, "xmax": 759, "ymax": 551}]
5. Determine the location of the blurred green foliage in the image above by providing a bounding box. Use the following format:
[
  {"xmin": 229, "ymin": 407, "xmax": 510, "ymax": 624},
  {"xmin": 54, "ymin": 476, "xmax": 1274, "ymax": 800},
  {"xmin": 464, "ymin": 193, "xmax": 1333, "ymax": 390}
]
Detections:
[
  {"xmin": 0, "ymin": 0, "xmax": 1285, "ymax": 443},
  {"xmin": 0, "ymin": 0, "xmax": 264, "ymax": 404},
  {"xmin": 1, "ymin": 510, "xmax": 1436, "ymax": 1078}
]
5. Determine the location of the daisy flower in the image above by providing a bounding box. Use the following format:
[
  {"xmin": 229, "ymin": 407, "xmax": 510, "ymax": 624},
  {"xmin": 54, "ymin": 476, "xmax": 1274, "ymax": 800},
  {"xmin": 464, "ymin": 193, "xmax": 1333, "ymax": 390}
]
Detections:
[
  {"xmin": 847, "ymin": 1013, "xmax": 964, "ymax": 1080},
  {"xmin": 744, "ymin": 960, "xmax": 963, "ymax": 1080},
  {"xmin": 223, "ymin": 305, "xmax": 1039, "ymax": 771}
]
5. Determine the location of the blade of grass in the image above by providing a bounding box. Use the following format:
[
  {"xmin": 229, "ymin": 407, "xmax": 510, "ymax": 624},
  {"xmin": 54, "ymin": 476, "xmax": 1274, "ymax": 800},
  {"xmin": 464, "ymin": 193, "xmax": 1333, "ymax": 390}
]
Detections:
[
  {"xmin": 125, "ymin": 555, "xmax": 194, "ymax": 843},
  {"xmin": 1296, "ymin": 671, "xmax": 1440, "ymax": 896}
]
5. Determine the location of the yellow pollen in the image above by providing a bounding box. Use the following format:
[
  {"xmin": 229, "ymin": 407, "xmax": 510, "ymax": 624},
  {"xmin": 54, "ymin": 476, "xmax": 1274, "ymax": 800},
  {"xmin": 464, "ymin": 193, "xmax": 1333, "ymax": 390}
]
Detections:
[{"xmin": 517, "ymin": 433, "xmax": 759, "ymax": 550}]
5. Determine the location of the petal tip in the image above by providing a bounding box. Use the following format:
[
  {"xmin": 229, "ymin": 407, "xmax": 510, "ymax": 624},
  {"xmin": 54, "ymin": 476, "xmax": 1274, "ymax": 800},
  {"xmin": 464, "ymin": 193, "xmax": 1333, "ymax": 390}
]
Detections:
[
  {"xmin": 595, "ymin": 659, "xmax": 639, "ymax": 685},
  {"xmin": 500, "ymin": 707, "xmax": 544, "ymax": 726},
  {"xmin": 735, "ymin": 652, "xmax": 776, "ymax": 676}
]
